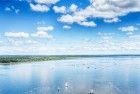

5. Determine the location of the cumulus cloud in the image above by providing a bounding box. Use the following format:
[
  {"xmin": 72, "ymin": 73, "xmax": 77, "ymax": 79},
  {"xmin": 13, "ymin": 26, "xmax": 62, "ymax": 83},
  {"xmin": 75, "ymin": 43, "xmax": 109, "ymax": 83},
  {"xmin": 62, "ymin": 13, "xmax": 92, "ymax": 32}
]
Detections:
[
  {"xmin": 79, "ymin": 21, "xmax": 97, "ymax": 27},
  {"xmin": 53, "ymin": 4, "xmax": 77, "ymax": 14},
  {"xmin": 69, "ymin": 4, "xmax": 78, "ymax": 12},
  {"xmin": 58, "ymin": 14, "xmax": 83, "ymax": 24},
  {"xmin": 58, "ymin": 14, "xmax": 96, "ymax": 27},
  {"xmin": 29, "ymin": 0, "xmax": 59, "ymax": 12},
  {"xmin": 58, "ymin": 0, "xmax": 140, "ymax": 27},
  {"xmin": 30, "ymin": 3, "xmax": 49, "ymax": 12},
  {"xmin": 5, "ymin": 32, "xmax": 29, "ymax": 38},
  {"xmin": 31, "ymin": 26, "xmax": 54, "ymax": 39},
  {"xmin": 119, "ymin": 26, "xmax": 138, "ymax": 32},
  {"xmin": 34, "ymin": 0, "xmax": 59, "ymax": 4},
  {"xmin": 104, "ymin": 18, "xmax": 121, "ymax": 23},
  {"xmin": 31, "ymin": 31, "xmax": 53, "ymax": 38},
  {"xmin": 88, "ymin": 0, "xmax": 140, "ymax": 18},
  {"xmin": 63, "ymin": 25, "xmax": 71, "ymax": 29},
  {"xmin": 53, "ymin": 6, "xmax": 66, "ymax": 13},
  {"xmin": 2, "ymin": 31, "xmax": 140, "ymax": 54}
]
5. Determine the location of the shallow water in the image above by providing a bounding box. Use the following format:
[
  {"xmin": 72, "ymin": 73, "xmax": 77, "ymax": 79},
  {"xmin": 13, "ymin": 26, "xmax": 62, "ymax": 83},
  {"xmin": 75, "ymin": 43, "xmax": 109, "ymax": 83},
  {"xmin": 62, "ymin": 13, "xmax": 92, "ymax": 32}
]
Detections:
[{"xmin": 0, "ymin": 57, "xmax": 140, "ymax": 94}]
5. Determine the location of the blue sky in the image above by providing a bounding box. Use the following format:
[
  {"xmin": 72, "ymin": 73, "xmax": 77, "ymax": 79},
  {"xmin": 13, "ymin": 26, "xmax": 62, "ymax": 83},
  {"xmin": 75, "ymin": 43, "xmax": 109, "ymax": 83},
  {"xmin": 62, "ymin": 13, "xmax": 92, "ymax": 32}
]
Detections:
[{"xmin": 0, "ymin": 0, "xmax": 140, "ymax": 55}]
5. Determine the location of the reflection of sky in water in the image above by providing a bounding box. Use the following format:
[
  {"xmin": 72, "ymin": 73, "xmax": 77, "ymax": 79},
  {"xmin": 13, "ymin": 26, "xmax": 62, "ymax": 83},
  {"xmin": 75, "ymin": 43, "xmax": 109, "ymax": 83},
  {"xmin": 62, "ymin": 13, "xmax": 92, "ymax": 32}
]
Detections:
[{"xmin": 0, "ymin": 57, "xmax": 140, "ymax": 94}]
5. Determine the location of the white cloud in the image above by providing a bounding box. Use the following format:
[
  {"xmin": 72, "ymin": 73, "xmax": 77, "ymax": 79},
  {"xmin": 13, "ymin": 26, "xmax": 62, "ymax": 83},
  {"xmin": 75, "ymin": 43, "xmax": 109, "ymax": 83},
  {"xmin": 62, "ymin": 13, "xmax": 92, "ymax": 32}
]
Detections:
[
  {"xmin": 104, "ymin": 18, "xmax": 121, "ymax": 23},
  {"xmin": 119, "ymin": 26, "xmax": 138, "ymax": 32},
  {"xmin": 53, "ymin": 4, "xmax": 77, "ymax": 14},
  {"xmin": 19, "ymin": 0, "xmax": 24, "ymax": 1},
  {"xmin": 37, "ymin": 26, "xmax": 54, "ymax": 31},
  {"xmin": 30, "ymin": 3, "xmax": 49, "ymax": 12},
  {"xmin": 58, "ymin": 14, "xmax": 96, "ymax": 27},
  {"xmin": 63, "ymin": 25, "xmax": 71, "ymax": 29},
  {"xmin": 5, "ymin": 7, "xmax": 11, "ymax": 11},
  {"xmin": 31, "ymin": 31, "xmax": 53, "ymax": 38},
  {"xmin": 58, "ymin": 0, "xmax": 140, "ymax": 27},
  {"xmin": 5, "ymin": 6, "xmax": 20, "ymax": 14},
  {"xmin": 11, "ymin": 6, "xmax": 15, "ymax": 10},
  {"xmin": 2, "ymin": 33, "xmax": 140, "ymax": 54},
  {"xmin": 26, "ymin": 40, "xmax": 37, "ymax": 44},
  {"xmin": 53, "ymin": 6, "xmax": 66, "ymax": 13},
  {"xmin": 129, "ymin": 35, "xmax": 140, "ymax": 40},
  {"xmin": 58, "ymin": 14, "xmax": 86, "ymax": 24},
  {"xmin": 69, "ymin": 4, "xmax": 78, "ymax": 12},
  {"xmin": 29, "ymin": 0, "xmax": 60, "ymax": 12},
  {"xmin": 15, "ymin": 9, "xmax": 20, "ymax": 14},
  {"xmin": 5, "ymin": 32, "xmax": 29, "ymax": 38},
  {"xmin": 31, "ymin": 26, "xmax": 54, "ymax": 39},
  {"xmin": 34, "ymin": 0, "xmax": 59, "ymax": 4},
  {"xmin": 79, "ymin": 21, "xmax": 97, "ymax": 27},
  {"xmin": 87, "ymin": 0, "xmax": 140, "ymax": 18}
]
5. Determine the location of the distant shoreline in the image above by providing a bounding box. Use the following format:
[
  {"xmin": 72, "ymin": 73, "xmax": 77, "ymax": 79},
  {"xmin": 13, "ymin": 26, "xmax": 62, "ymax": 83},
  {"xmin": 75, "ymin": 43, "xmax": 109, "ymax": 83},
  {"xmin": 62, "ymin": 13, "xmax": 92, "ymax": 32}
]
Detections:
[
  {"xmin": 1, "ymin": 54, "xmax": 140, "ymax": 57},
  {"xmin": 0, "ymin": 55, "xmax": 140, "ymax": 64}
]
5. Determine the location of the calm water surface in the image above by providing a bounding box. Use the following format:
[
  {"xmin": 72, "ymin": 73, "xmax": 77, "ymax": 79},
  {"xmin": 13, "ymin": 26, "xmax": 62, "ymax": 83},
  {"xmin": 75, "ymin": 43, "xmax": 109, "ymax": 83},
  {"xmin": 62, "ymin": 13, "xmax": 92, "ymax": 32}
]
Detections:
[{"xmin": 0, "ymin": 57, "xmax": 140, "ymax": 94}]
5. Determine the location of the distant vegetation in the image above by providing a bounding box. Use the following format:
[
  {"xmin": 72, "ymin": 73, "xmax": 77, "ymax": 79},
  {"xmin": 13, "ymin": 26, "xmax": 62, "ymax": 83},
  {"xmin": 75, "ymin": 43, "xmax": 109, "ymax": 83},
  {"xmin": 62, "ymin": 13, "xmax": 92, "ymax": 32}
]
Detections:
[
  {"xmin": 0, "ymin": 55, "xmax": 140, "ymax": 63},
  {"xmin": 0, "ymin": 55, "xmax": 77, "ymax": 63}
]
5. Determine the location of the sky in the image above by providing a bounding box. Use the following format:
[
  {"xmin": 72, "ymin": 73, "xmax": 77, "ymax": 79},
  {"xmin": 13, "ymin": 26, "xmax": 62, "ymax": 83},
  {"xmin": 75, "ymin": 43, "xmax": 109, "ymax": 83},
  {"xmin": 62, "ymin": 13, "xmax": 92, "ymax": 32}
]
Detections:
[{"xmin": 0, "ymin": 0, "xmax": 140, "ymax": 55}]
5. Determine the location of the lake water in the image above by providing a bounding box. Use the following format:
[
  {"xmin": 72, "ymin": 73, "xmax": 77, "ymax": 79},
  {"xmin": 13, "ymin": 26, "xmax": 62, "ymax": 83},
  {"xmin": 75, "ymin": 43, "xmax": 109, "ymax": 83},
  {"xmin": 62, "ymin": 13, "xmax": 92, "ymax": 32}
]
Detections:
[{"xmin": 0, "ymin": 57, "xmax": 140, "ymax": 94}]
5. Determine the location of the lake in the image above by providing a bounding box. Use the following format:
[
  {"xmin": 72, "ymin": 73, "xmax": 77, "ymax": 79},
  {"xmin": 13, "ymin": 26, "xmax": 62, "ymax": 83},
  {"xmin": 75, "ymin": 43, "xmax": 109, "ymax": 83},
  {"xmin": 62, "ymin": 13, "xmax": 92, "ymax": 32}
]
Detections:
[{"xmin": 0, "ymin": 57, "xmax": 140, "ymax": 94}]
